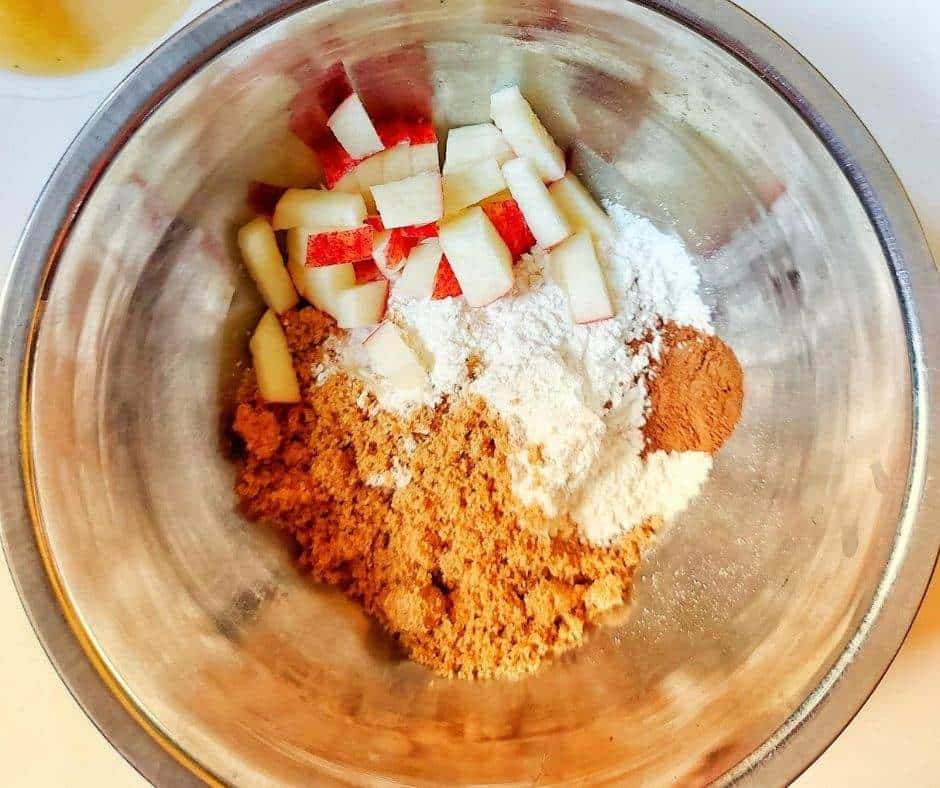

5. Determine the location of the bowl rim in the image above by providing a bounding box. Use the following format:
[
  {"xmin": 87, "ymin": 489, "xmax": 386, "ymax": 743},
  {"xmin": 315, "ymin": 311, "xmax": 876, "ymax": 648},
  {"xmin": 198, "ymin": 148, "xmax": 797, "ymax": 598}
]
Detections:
[{"xmin": 1, "ymin": 0, "xmax": 937, "ymax": 785}]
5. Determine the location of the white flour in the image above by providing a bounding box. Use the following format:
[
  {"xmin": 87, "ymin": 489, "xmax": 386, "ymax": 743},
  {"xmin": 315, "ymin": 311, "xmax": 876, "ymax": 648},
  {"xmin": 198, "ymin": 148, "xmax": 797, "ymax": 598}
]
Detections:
[{"xmin": 323, "ymin": 204, "xmax": 714, "ymax": 544}]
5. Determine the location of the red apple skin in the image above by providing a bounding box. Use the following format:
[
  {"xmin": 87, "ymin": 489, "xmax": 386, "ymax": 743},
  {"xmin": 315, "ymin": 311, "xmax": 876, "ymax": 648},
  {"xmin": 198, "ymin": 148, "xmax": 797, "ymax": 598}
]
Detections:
[
  {"xmin": 306, "ymin": 226, "xmax": 375, "ymax": 266},
  {"xmin": 399, "ymin": 222, "xmax": 438, "ymax": 240},
  {"xmin": 405, "ymin": 118, "xmax": 437, "ymax": 144},
  {"xmin": 247, "ymin": 182, "xmax": 287, "ymax": 217},
  {"xmin": 364, "ymin": 215, "xmax": 384, "ymax": 232},
  {"xmin": 375, "ymin": 116, "xmax": 437, "ymax": 149},
  {"xmin": 482, "ymin": 199, "xmax": 537, "ymax": 261},
  {"xmin": 432, "ymin": 257, "xmax": 463, "ymax": 299},
  {"xmin": 314, "ymin": 135, "xmax": 360, "ymax": 188},
  {"xmin": 386, "ymin": 229, "xmax": 422, "ymax": 269},
  {"xmin": 353, "ymin": 259, "xmax": 385, "ymax": 284}
]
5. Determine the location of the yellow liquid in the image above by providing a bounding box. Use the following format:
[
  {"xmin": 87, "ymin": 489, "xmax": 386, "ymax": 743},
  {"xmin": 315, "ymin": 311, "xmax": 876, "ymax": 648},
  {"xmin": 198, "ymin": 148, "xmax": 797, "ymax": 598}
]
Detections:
[{"xmin": 0, "ymin": 0, "xmax": 188, "ymax": 76}]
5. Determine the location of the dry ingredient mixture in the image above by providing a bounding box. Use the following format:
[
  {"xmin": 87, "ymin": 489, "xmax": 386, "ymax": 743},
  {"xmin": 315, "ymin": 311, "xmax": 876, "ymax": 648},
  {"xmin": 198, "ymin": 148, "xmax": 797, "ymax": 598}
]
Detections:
[
  {"xmin": 232, "ymin": 212, "xmax": 743, "ymax": 679},
  {"xmin": 230, "ymin": 84, "xmax": 744, "ymax": 678}
]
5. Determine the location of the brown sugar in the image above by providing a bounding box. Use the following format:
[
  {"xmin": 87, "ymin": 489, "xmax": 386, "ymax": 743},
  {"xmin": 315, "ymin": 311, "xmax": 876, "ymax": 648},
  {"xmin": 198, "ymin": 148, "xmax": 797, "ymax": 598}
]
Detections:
[
  {"xmin": 644, "ymin": 323, "xmax": 744, "ymax": 455},
  {"xmin": 232, "ymin": 307, "xmax": 657, "ymax": 679}
]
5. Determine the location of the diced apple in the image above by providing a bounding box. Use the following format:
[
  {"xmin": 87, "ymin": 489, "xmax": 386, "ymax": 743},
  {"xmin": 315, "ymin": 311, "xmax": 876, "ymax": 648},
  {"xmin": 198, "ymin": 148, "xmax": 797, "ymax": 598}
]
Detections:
[
  {"xmin": 432, "ymin": 257, "xmax": 462, "ymax": 299},
  {"xmin": 490, "ymin": 85, "xmax": 566, "ymax": 182},
  {"xmin": 331, "ymin": 170, "xmax": 361, "ymax": 194},
  {"xmin": 353, "ymin": 258, "xmax": 384, "ymax": 284},
  {"xmin": 396, "ymin": 239, "xmax": 443, "ymax": 299},
  {"xmin": 332, "ymin": 280, "xmax": 388, "ymax": 327},
  {"xmin": 410, "ymin": 141, "xmax": 440, "ymax": 174},
  {"xmin": 399, "ymin": 223, "xmax": 437, "ymax": 240},
  {"xmin": 501, "ymin": 158, "xmax": 571, "ymax": 248},
  {"xmin": 404, "ymin": 118, "xmax": 437, "ymax": 144},
  {"xmin": 371, "ymin": 229, "xmax": 394, "ymax": 274},
  {"xmin": 549, "ymin": 172, "xmax": 613, "ymax": 239},
  {"xmin": 287, "ymin": 258, "xmax": 355, "ymax": 312},
  {"xmin": 306, "ymin": 225, "xmax": 374, "ymax": 266},
  {"xmin": 314, "ymin": 136, "xmax": 359, "ymax": 189},
  {"xmin": 551, "ymin": 231, "xmax": 614, "ymax": 323},
  {"xmin": 376, "ymin": 117, "xmax": 412, "ymax": 148},
  {"xmin": 438, "ymin": 207, "xmax": 513, "ymax": 307},
  {"xmin": 363, "ymin": 322, "xmax": 429, "ymax": 394},
  {"xmin": 443, "ymin": 123, "xmax": 514, "ymax": 173},
  {"xmin": 382, "ymin": 144, "xmax": 413, "ymax": 182},
  {"xmin": 371, "ymin": 172, "xmax": 443, "ymax": 228},
  {"xmin": 237, "ymin": 217, "xmax": 299, "ymax": 314},
  {"xmin": 442, "ymin": 158, "xmax": 506, "ymax": 215},
  {"xmin": 327, "ymin": 93, "xmax": 385, "ymax": 159},
  {"xmin": 272, "ymin": 189, "xmax": 366, "ymax": 231},
  {"xmin": 250, "ymin": 310, "xmax": 301, "ymax": 403},
  {"xmin": 481, "ymin": 198, "xmax": 537, "ymax": 260}
]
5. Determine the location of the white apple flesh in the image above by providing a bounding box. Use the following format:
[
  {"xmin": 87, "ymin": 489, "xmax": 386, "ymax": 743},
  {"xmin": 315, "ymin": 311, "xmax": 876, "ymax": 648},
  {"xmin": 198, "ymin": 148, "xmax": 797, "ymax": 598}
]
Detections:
[
  {"xmin": 382, "ymin": 144, "xmax": 413, "ymax": 183},
  {"xmin": 501, "ymin": 157, "xmax": 571, "ymax": 248},
  {"xmin": 272, "ymin": 188, "xmax": 366, "ymax": 230},
  {"xmin": 410, "ymin": 142, "xmax": 440, "ymax": 174},
  {"xmin": 371, "ymin": 172, "xmax": 443, "ymax": 228},
  {"xmin": 250, "ymin": 309, "xmax": 301, "ymax": 403},
  {"xmin": 551, "ymin": 231, "xmax": 614, "ymax": 324},
  {"xmin": 443, "ymin": 122, "xmax": 514, "ymax": 174},
  {"xmin": 332, "ymin": 279, "xmax": 388, "ymax": 327},
  {"xmin": 438, "ymin": 207, "xmax": 513, "ymax": 307},
  {"xmin": 490, "ymin": 85, "xmax": 566, "ymax": 183},
  {"xmin": 395, "ymin": 239, "xmax": 443, "ymax": 299},
  {"xmin": 549, "ymin": 172, "xmax": 613, "ymax": 239},
  {"xmin": 237, "ymin": 216, "xmax": 299, "ymax": 314},
  {"xmin": 363, "ymin": 322, "xmax": 429, "ymax": 394},
  {"xmin": 287, "ymin": 258, "xmax": 354, "ymax": 313},
  {"xmin": 442, "ymin": 158, "xmax": 506, "ymax": 215},
  {"xmin": 327, "ymin": 93, "xmax": 385, "ymax": 159}
]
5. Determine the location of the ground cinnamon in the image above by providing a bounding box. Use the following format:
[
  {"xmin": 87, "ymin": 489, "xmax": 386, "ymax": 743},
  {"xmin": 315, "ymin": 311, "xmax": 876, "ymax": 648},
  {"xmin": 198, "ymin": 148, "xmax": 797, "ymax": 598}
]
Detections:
[{"xmin": 644, "ymin": 324, "xmax": 744, "ymax": 455}]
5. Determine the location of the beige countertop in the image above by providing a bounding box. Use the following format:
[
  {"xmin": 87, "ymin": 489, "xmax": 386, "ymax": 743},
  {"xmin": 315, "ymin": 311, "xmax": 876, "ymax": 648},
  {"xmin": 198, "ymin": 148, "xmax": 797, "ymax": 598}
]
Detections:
[{"xmin": 1, "ymin": 0, "xmax": 938, "ymax": 785}]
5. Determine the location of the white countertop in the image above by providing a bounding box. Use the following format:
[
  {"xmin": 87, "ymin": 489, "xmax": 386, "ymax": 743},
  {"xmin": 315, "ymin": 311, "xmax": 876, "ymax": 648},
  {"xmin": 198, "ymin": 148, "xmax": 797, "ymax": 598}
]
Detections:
[{"xmin": 1, "ymin": 1, "xmax": 938, "ymax": 785}]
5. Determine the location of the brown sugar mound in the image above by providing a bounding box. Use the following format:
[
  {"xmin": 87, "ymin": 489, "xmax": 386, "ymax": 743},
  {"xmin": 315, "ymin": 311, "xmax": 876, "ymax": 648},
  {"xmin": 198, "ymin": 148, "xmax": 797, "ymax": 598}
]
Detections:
[
  {"xmin": 644, "ymin": 324, "xmax": 744, "ymax": 454},
  {"xmin": 232, "ymin": 307, "xmax": 657, "ymax": 679}
]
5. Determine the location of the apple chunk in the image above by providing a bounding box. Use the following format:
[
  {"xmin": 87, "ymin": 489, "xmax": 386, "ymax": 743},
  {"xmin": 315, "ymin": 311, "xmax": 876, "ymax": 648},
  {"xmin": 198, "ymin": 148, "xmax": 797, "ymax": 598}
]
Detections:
[
  {"xmin": 438, "ymin": 207, "xmax": 513, "ymax": 307},
  {"xmin": 306, "ymin": 225, "xmax": 374, "ymax": 266},
  {"xmin": 443, "ymin": 123, "xmax": 513, "ymax": 173},
  {"xmin": 551, "ymin": 232, "xmax": 614, "ymax": 324},
  {"xmin": 371, "ymin": 172, "xmax": 443, "ymax": 228},
  {"xmin": 410, "ymin": 141, "xmax": 440, "ymax": 174},
  {"xmin": 382, "ymin": 144, "xmax": 413, "ymax": 182},
  {"xmin": 501, "ymin": 157, "xmax": 571, "ymax": 248},
  {"xmin": 250, "ymin": 310, "xmax": 301, "ymax": 403},
  {"xmin": 272, "ymin": 189, "xmax": 366, "ymax": 231},
  {"xmin": 237, "ymin": 217, "xmax": 299, "ymax": 314},
  {"xmin": 287, "ymin": 258, "xmax": 354, "ymax": 313},
  {"xmin": 396, "ymin": 239, "xmax": 443, "ymax": 299},
  {"xmin": 363, "ymin": 322, "xmax": 429, "ymax": 394},
  {"xmin": 490, "ymin": 86, "xmax": 566, "ymax": 183},
  {"xmin": 327, "ymin": 93, "xmax": 385, "ymax": 159},
  {"xmin": 332, "ymin": 280, "xmax": 389, "ymax": 327},
  {"xmin": 549, "ymin": 172, "xmax": 613, "ymax": 239},
  {"xmin": 481, "ymin": 198, "xmax": 537, "ymax": 260},
  {"xmin": 432, "ymin": 257, "xmax": 462, "ymax": 299},
  {"xmin": 442, "ymin": 158, "xmax": 506, "ymax": 215}
]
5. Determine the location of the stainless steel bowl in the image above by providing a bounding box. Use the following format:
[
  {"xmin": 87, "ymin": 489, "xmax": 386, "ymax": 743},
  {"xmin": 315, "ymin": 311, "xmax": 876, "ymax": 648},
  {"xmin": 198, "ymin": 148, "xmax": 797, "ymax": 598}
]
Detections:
[{"xmin": 2, "ymin": 0, "xmax": 938, "ymax": 785}]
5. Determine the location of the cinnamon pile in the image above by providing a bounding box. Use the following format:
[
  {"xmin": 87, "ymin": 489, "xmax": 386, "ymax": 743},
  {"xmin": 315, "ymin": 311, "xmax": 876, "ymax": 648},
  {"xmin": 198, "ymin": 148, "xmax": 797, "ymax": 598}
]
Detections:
[{"xmin": 231, "ymin": 309, "xmax": 742, "ymax": 678}]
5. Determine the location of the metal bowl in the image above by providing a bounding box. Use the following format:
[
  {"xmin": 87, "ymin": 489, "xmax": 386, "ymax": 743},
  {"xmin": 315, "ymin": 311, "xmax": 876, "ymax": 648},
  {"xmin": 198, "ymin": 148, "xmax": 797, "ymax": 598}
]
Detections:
[{"xmin": 1, "ymin": 0, "xmax": 938, "ymax": 785}]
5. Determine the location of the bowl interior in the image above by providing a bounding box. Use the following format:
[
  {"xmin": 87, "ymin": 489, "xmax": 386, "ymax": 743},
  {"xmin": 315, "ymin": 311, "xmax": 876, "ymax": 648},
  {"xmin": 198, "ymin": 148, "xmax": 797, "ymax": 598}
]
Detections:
[{"xmin": 25, "ymin": 0, "xmax": 912, "ymax": 784}]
